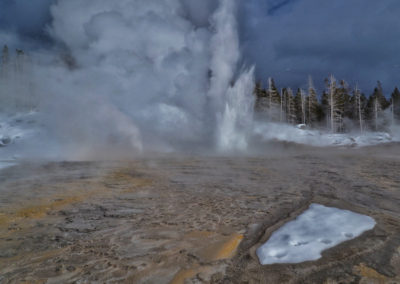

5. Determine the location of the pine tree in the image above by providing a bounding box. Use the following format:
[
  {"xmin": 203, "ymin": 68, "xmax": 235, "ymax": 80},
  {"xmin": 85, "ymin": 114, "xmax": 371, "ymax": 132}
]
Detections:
[
  {"xmin": 280, "ymin": 88, "xmax": 284, "ymax": 122},
  {"xmin": 353, "ymin": 85, "xmax": 366, "ymax": 132},
  {"xmin": 294, "ymin": 88, "xmax": 306, "ymax": 124},
  {"xmin": 266, "ymin": 77, "xmax": 281, "ymax": 121},
  {"xmin": 284, "ymin": 88, "xmax": 296, "ymax": 124},
  {"xmin": 376, "ymin": 81, "xmax": 390, "ymax": 109},
  {"xmin": 1, "ymin": 45, "xmax": 9, "ymax": 78},
  {"xmin": 327, "ymin": 75, "xmax": 338, "ymax": 132},
  {"xmin": 254, "ymin": 81, "xmax": 263, "ymax": 111},
  {"xmin": 254, "ymin": 81, "xmax": 268, "ymax": 119},
  {"xmin": 320, "ymin": 87, "xmax": 330, "ymax": 129},
  {"xmin": 306, "ymin": 76, "xmax": 319, "ymax": 126},
  {"xmin": 15, "ymin": 49, "xmax": 25, "ymax": 73},
  {"xmin": 373, "ymin": 96, "xmax": 381, "ymax": 131},
  {"xmin": 335, "ymin": 79, "xmax": 351, "ymax": 132},
  {"xmin": 366, "ymin": 82, "xmax": 389, "ymax": 131},
  {"xmin": 390, "ymin": 87, "xmax": 400, "ymax": 124}
]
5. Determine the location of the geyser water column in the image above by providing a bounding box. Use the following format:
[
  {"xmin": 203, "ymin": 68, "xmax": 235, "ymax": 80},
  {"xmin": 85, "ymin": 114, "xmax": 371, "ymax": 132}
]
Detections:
[
  {"xmin": 217, "ymin": 67, "xmax": 255, "ymax": 152},
  {"xmin": 208, "ymin": 0, "xmax": 256, "ymax": 152}
]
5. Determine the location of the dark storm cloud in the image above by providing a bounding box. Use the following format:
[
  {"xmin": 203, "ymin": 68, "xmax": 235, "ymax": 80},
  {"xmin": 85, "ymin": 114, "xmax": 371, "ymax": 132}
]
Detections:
[
  {"xmin": 239, "ymin": 0, "xmax": 400, "ymax": 94},
  {"xmin": 0, "ymin": 0, "xmax": 55, "ymax": 48},
  {"xmin": 1, "ymin": 0, "xmax": 399, "ymax": 94}
]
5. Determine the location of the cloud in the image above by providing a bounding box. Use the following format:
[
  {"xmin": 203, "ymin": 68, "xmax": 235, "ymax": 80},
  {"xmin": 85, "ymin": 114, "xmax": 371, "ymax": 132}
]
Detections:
[
  {"xmin": 0, "ymin": 0, "xmax": 55, "ymax": 48},
  {"xmin": 1, "ymin": 0, "xmax": 399, "ymax": 94},
  {"xmin": 239, "ymin": 0, "xmax": 400, "ymax": 94}
]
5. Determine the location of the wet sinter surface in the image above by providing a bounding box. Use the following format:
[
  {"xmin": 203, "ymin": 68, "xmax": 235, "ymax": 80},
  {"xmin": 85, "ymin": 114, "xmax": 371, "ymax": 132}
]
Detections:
[{"xmin": 0, "ymin": 144, "xmax": 400, "ymax": 283}]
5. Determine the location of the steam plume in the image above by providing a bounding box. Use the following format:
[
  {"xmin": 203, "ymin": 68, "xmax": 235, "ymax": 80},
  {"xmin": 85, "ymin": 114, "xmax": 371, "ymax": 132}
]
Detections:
[{"xmin": 2, "ymin": 0, "xmax": 255, "ymax": 159}]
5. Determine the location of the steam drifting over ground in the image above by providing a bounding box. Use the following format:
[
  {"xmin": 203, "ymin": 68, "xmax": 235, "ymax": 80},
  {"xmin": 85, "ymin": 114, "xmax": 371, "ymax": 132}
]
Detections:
[{"xmin": 0, "ymin": 0, "xmax": 256, "ymax": 160}]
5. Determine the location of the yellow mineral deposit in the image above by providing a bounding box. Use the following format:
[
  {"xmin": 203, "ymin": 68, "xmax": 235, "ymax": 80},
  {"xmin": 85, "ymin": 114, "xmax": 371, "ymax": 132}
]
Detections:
[
  {"xmin": 0, "ymin": 168, "xmax": 152, "ymax": 230},
  {"xmin": 214, "ymin": 233, "xmax": 244, "ymax": 260},
  {"xmin": 354, "ymin": 263, "xmax": 388, "ymax": 284},
  {"xmin": 170, "ymin": 232, "xmax": 244, "ymax": 284},
  {"xmin": 170, "ymin": 268, "xmax": 199, "ymax": 284}
]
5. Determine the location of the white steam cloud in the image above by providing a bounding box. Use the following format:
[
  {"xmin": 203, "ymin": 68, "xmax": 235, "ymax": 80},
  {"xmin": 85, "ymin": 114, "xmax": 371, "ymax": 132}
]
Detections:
[{"xmin": 10, "ymin": 0, "xmax": 256, "ymax": 159}]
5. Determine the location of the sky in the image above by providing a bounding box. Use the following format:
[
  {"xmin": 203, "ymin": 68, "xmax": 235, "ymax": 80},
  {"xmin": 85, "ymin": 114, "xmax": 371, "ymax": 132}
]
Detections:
[
  {"xmin": 240, "ymin": 0, "xmax": 400, "ymax": 94},
  {"xmin": 1, "ymin": 0, "xmax": 400, "ymax": 94}
]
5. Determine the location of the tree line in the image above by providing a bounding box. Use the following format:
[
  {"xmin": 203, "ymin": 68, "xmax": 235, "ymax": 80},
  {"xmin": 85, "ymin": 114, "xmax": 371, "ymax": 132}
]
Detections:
[
  {"xmin": 0, "ymin": 45, "xmax": 36, "ymax": 112},
  {"xmin": 254, "ymin": 76, "xmax": 400, "ymax": 133}
]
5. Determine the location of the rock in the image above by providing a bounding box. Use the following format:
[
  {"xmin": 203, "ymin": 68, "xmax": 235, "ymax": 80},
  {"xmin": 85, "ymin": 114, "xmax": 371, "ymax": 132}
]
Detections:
[
  {"xmin": 197, "ymin": 272, "xmax": 208, "ymax": 282},
  {"xmin": 66, "ymin": 265, "xmax": 76, "ymax": 272},
  {"xmin": 211, "ymin": 272, "xmax": 224, "ymax": 282}
]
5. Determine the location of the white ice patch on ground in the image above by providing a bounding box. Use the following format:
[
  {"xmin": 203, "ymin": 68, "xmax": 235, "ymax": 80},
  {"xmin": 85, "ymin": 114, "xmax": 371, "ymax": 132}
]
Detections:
[
  {"xmin": 0, "ymin": 111, "xmax": 40, "ymax": 160},
  {"xmin": 0, "ymin": 112, "xmax": 37, "ymax": 145},
  {"xmin": 254, "ymin": 122, "xmax": 399, "ymax": 147},
  {"xmin": 0, "ymin": 161, "xmax": 15, "ymax": 170},
  {"xmin": 256, "ymin": 204, "xmax": 376, "ymax": 265}
]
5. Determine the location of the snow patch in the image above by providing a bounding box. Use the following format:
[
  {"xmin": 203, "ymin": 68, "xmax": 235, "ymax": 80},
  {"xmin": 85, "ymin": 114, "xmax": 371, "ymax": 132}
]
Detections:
[
  {"xmin": 254, "ymin": 122, "xmax": 399, "ymax": 147},
  {"xmin": 256, "ymin": 204, "xmax": 375, "ymax": 265},
  {"xmin": 0, "ymin": 161, "xmax": 16, "ymax": 170},
  {"xmin": 0, "ymin": 112, "xmax": 41, "ymax": 160},
  {"xmin": 0, "ymin": 112, "xmax": 37, "ymax": 145}
]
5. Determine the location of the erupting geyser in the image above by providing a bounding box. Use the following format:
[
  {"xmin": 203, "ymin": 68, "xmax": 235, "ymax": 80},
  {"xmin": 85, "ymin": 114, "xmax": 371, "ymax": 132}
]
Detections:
[{"xmin": 0, "ymin": 0, "xmax": 256, "ymax": 160}]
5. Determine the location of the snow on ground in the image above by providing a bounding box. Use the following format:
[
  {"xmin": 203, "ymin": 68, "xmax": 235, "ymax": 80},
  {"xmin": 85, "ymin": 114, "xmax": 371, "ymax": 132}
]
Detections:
[
  {"xmin": 0, "ymin": 161, "xmax": 16, "ymax": 169},
  {"xmin": 0, "ymin": 112, "xmax": 37, "ymax": 144},
  {"xmin": 0, "ymin": 111, "xmax": 39, "ymax": 163},
  {"xmin": 253, "ymin": 122, "xmax": 399, "ymax": 147},
  {"xmin": 256, "ymin": 204, "xmax": 376, "ymax": 265}
]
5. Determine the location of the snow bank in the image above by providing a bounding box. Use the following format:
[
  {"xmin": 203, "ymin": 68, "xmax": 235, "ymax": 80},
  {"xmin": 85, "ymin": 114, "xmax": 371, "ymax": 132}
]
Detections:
[
  {"xmin": 253, "ymin": 122, "xmax": 398, "ymax": 147},
  {"xmin": 256, "ymin": 204, "xmax": 375, "ymax": 265},
  {"xmin": 0, "ymin": 112, "xmax": 37, "ymax": 146},
  {"xmin": 0, "ymin": 162, "xmax": 15, "ymax": 170},
  {"xmin": 0, "ymin": 111, "xmax": 39, "ymax": 161}
]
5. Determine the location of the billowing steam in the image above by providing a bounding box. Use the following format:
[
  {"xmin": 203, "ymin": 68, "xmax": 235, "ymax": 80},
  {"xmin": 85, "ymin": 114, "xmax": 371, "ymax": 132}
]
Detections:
[{"xmin": 4, "ymin": 0, "xmax": 255, "ymax": 159}]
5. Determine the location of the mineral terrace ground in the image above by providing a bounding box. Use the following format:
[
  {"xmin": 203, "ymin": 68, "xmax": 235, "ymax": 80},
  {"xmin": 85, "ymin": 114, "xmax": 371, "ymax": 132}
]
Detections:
[{"xmin": 0, "ymin": 144, "xmax": 400, "ymax": 283}]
